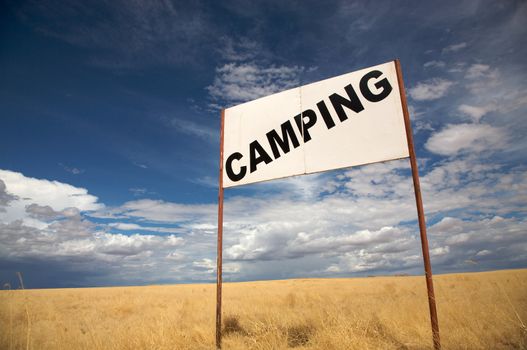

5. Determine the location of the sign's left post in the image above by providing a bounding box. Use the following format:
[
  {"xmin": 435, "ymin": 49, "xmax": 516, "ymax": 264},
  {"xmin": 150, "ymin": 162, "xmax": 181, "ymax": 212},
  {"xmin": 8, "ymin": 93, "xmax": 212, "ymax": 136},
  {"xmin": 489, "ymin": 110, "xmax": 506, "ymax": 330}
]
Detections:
[{"xmin": 216, "ymin": 109, "xmax": 225, "ymax": 350}]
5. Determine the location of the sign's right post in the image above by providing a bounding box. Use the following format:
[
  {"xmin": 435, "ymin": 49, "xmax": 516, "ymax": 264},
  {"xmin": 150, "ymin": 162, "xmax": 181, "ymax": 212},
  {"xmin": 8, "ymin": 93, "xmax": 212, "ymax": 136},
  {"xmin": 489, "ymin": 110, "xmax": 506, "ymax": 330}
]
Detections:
[{"xmin": 394, "ymin": 59, "xmax": 441, "ymax": 350}]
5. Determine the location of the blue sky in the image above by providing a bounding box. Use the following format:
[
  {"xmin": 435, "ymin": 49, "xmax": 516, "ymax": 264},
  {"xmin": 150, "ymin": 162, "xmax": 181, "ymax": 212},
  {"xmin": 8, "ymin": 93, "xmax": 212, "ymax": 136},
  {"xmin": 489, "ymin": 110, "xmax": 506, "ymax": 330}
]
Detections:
[{"xmin": 1, "ymin": 0, "xmax": 526, "ymax": 288}]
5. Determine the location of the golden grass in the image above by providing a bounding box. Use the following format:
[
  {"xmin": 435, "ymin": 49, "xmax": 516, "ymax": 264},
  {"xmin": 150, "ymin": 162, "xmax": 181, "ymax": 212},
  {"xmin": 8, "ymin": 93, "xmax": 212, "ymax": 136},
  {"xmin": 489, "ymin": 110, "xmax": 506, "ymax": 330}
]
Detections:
[{"xmin": 1, "ymin": 269, "xmax": 526, "ymax": 349}]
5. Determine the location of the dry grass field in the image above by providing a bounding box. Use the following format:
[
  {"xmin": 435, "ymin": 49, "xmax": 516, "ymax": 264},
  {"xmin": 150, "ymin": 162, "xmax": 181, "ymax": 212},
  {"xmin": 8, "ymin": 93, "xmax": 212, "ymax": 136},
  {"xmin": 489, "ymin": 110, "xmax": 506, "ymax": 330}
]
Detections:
[{"xmin": 0, "ymin": 269, "xmax": 526, "ymax": 350}]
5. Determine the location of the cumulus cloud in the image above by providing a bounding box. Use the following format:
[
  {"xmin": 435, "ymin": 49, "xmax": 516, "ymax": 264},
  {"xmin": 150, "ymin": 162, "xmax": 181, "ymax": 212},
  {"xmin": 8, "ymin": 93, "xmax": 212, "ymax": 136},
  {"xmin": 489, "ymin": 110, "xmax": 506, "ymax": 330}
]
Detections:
[
  {"xmin": 0, "ymin": 169, "xmax": 102, "ymax": 212},
  {"xmin": 425, "ymin": 123, "xmax": 507, "ymax": 156},
  {"xmin": 98, "ymin": 233, "xmax": 173, "ymax": 256},
  {"xmin": 25, "ymin": 203, "xmax": 62, "ymax": 220},
  {"xmin": 216, "ymin": 159, "xmax": 526, "ymax": 278},
  {"xmin": 2, "ymin": 156, "xmax": 527, "ymax": 287},
  {"xmin": 225, "ymin": 225, "xmax": 410, "ymax": 263},
  {"xmin": 0, "ymin": 219, "xmax": 183, "ymax": 260},
  {"xmin": 0, "ymin": 179, "xmax": 17, "ymax": 211},
  {"xmin": 429, "ymin": 216, "xmax": 527, "ymax": 268},
  {"xmin": 408, "ymin": 79, "xmax": 455, "ymax": 101},
  {"xmin": 0, "ymin": 170, "xmax": 192, "ymax": 286},
  {"xmin": 108, "ymin": 222, "xmax": 183, "ymax": 234},
  {"xmin": 0, "ymin": 169, "xmax": 103, "ymax": 230},
  {"xmin": 193, "ymin": 258, "xmax": 215, "ymax": 270},
  {"xmin": 1, "ymin": 198, "xmax": 189, "ymax": 287}
]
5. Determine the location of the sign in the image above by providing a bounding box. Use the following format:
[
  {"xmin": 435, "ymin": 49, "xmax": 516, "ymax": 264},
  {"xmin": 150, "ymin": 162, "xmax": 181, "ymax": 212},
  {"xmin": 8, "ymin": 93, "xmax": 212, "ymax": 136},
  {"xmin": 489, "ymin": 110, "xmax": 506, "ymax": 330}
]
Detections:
[
  {"xmin": 222, "ymin": 61, "xmax": 410, "ymax": 188},
  {"xmin": 215, "ymin": 60, "xmax": 441, "ymax": 350}
]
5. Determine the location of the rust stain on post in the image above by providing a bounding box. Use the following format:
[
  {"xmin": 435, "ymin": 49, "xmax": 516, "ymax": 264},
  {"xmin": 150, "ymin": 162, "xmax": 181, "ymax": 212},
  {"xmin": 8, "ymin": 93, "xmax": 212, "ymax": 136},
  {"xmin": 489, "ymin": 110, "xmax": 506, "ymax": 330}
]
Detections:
[
  {"xmin": 216, "ymin": 109, "xmax": 225, "ymax": 350},
  {"xmin": 395, "ymin": 59, "xmax": 441, "ymax": 350}
]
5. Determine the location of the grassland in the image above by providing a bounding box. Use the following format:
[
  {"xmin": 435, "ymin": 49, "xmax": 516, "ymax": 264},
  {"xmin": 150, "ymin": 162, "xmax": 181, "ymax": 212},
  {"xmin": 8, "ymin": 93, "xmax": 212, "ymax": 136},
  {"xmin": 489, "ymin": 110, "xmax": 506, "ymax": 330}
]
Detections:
[{"xmin": 1, "ymin": 269, "xmax": 526, "ymax": 349}]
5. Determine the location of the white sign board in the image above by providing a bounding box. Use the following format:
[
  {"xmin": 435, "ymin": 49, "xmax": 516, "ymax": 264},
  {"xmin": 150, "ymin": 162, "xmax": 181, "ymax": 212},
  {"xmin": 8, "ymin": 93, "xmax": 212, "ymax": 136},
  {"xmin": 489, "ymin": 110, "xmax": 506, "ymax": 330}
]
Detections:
[{"xmin": 222, "ymin": 61, "xmax": 409, "ymax": 188}]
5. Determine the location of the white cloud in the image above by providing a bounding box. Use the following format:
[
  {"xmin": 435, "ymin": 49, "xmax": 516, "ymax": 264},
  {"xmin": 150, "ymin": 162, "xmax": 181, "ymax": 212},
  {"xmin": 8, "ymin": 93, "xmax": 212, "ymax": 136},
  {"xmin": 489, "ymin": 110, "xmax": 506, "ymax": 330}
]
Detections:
[
  {"xmin": 408, "ymin": 79, "xmax": 455, "ymax": 101},
  {"xmin": 193, "ymin": 258, "xmax": 215, "ymax": 271},
  {"xmin": 464, "ymin": 64, "xmax": 500, "ymax": 94},
  {"xmin": 97, "ymin": 233, "xmax": 161, "ymax": 256},
  {"xmin": 118, "ymin": 199, "xmax": 216, "ymax": 223},
  {"xmin": 108, "ymin": 222, "xmax": 147, "ymax": 231},
  {"xmin": 465, "ymin": 64, "xmax": 491, "ymax": 79},
  {"xmin": 217, "ymin": 36, "xmax": 260, "ymax": 62},
  {"xmin": 132, "ymin": 162, "xmax": 148, "ymax": 169},
  {"xmin": 226, "ymin": 226, "xmax": 410, "ymax": 262},
  {"xmin": 0, "ymin": 170, "xmax": 195, "ymax": 286},
  {"xmin": 343, "ymin": 159, "xmax": 411, "ymax": 198},
  {"xmin": 166, "ymin": 251, "xmax": 186, "ymax": 261},
  {"xmin": 169, "ymin": 118, "xmax": 217, "ymax": 141},
  {"xmin": 0, "ymin": 169, "xmax": 102, "ymax": 212},
  {"xmin": 425, "ymin": 123, "xmax": 507, "ymax": 156},
  {"xmin": 0, "ymin": 179, "xmax": 17, "ymax": 211},
  {"xmin": 442, "ymin": 42, "xmax": 467, "ymax": 53},
  {"xmin": 430, "ymin": 216, "xmax": 527, "ymax": 260},
  {"xmin": 108, "ymin": 222, "xmax": 183, "ymax": 234},
  {"xmin": 207, "ymin": 62, "xmax": 305, "ymax": 106},
  {"xmin": 458, "ymin": 104, "xmax": 496, "ymax": 122},
  {"xmin": 2, "ymin": 157, "xmax": 527, "ymax": 286},
  {"xmin": 430, "ymin": 246, "xmax": 450, "ymax": 256},
  {"xmin": 0, "ymin": 219, "xmax": 183, "ymax": 259},
  {"xmin": 423, "ymin": 60, "xmax": 446, "ymax": 69},
  {"xmin": 253, "ymin": 173, "xmax": 328, "ymax": 200},
  {"xmin": 59, "ymin": 163, "xmax": 85, "ymax": 175},
  {"xmin": 25, "ymin": 203, "xmax": 63, "ymax": 220},
  {"xmin": 0, "ymin": 169, "xmax": 103, "ymax": 228},
  {"xmin": 129, "ymin": 188, "xmax": 147, "ymax": 196},
  {"xmin": 326, "ymin": 265, "xmax": 340, "ymax": 273},
  {"xmin": 476, "ymin": 250, "xmax": 491, "ymax": 257},
  {"xmin": 333, "ymin": 240, "xmax": 421, "ymax": 273}
]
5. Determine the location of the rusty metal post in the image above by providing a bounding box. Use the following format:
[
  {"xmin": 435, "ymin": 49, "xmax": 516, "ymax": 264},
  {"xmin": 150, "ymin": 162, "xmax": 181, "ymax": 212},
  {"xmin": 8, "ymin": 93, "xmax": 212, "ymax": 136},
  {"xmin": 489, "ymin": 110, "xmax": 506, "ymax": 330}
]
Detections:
[
  {"xmin": 216, "ymin": 109, "xmax": 225, "ymax": 350},
  {"xmin": 395, "ymin": 59, "xmax": 441, "ymax": 350}
]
